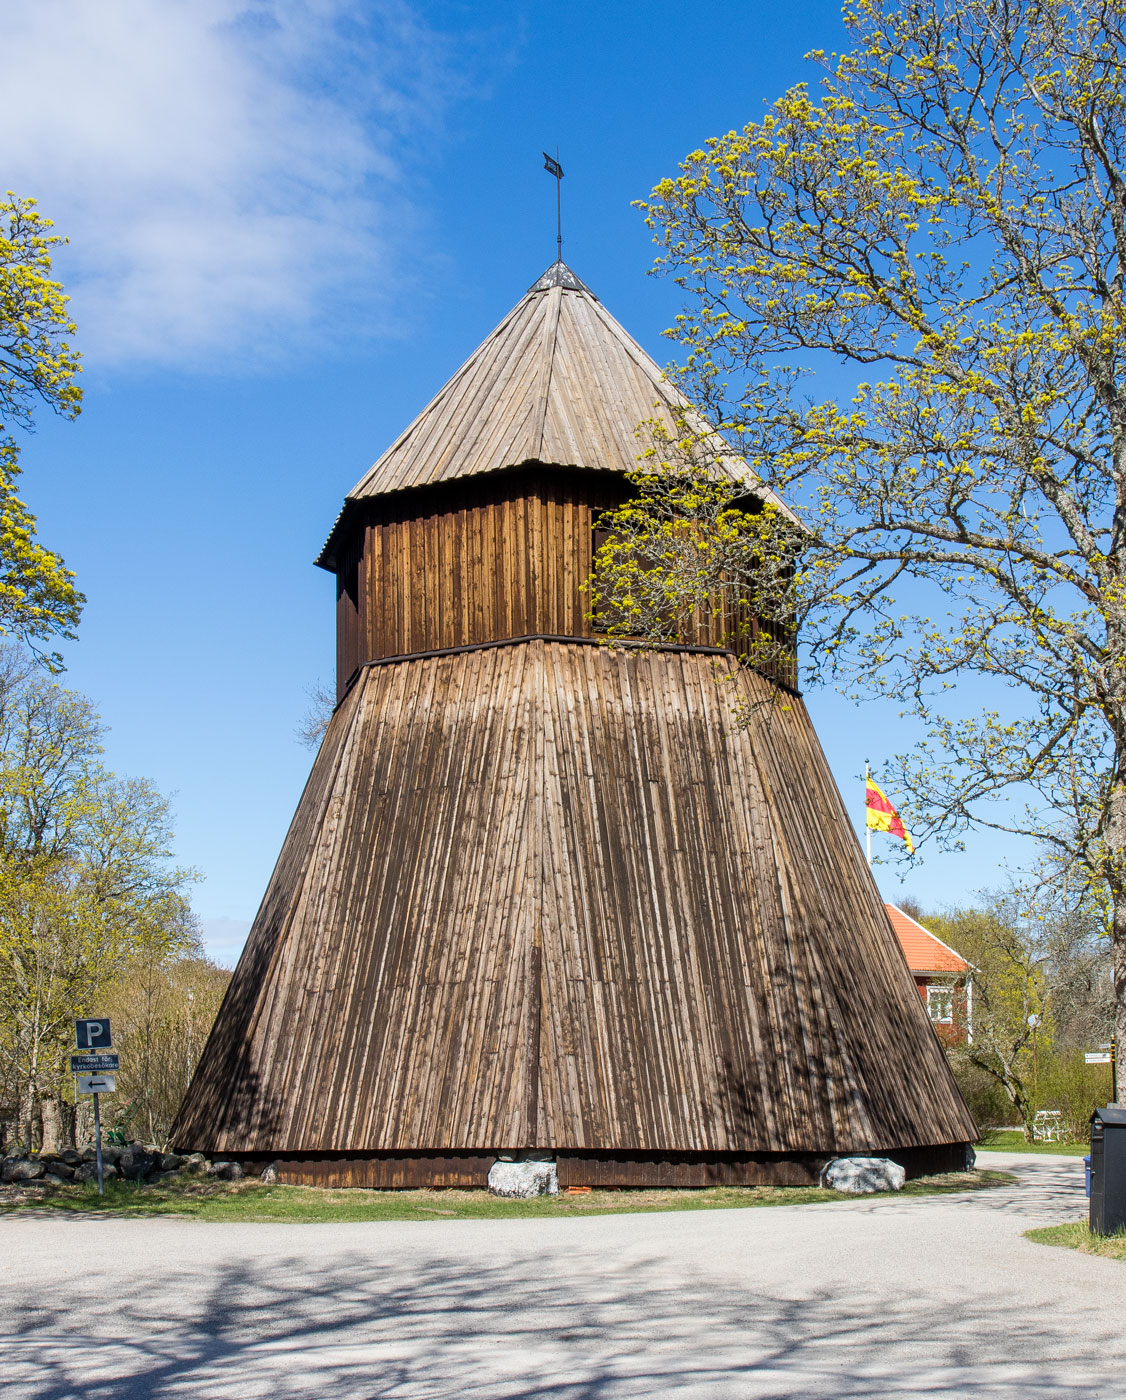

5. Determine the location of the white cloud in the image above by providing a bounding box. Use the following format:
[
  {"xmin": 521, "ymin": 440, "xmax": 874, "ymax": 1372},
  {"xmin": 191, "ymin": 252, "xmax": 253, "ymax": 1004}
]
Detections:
[{"xmin": 0, "ymin": 1, "xmax": 461, "ymax": 367}]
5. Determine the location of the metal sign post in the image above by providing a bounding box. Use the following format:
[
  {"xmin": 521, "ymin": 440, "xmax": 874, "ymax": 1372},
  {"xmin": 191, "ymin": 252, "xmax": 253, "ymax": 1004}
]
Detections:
[
  {"xmin": 93, "ymin": 1089, "xmax": 104, "ymax": 1194},
  {"xmin": 74, "ymin": 1020, "xmax": 115, "ymax": 1195}
]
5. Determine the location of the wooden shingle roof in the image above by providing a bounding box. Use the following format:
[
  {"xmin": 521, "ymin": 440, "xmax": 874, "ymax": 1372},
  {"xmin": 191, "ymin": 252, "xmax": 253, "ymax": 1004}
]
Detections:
[
  {"xmin": 349, "ymin": 260, "xmax": 783, "ymax": 498},
  {"xmin": 316, "ymin": 261, "xmax": 792, "ymax": 568}
]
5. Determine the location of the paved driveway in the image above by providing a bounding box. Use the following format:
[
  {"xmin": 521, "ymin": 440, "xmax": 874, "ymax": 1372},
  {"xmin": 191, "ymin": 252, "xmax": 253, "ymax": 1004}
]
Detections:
[{"xmin": 3, "ymin": 1152, "xmax": 1122, "ymax": 1399}]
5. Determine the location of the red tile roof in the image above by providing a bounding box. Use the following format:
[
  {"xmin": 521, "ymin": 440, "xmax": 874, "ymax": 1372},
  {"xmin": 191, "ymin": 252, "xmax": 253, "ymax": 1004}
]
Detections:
[{"xmin": 885, "ymin": 904, "xmax": 968, "ymax": 975}]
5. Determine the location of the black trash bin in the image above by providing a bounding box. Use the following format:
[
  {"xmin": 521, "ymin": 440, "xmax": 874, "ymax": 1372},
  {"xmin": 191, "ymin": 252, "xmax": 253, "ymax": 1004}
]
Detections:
[{"xmin": 1089, "ymin": 1104, "xmax": 1126, "ymax": 1235}]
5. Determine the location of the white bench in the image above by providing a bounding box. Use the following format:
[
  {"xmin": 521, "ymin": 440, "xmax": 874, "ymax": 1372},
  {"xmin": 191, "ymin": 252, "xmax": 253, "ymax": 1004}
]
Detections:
[{"xmin": 1032, "ymin": 1110, "xmax": 1063, "ymax": 1142}]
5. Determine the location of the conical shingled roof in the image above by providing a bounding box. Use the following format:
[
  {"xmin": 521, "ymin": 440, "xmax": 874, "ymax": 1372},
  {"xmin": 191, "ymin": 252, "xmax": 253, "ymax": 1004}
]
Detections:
[{"xmin": 347, "ymin": 260, "xmax": 769, "ymax": 500}]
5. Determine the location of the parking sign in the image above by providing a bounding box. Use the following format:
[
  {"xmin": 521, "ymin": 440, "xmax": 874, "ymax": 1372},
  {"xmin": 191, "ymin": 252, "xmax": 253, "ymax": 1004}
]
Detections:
[{"xmin": 75, "ymin": 1018, "xmax": 112, "ymax": 1050}]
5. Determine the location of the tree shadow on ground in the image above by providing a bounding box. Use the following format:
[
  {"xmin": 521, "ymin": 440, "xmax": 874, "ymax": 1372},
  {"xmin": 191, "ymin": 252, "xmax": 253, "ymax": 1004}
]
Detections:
[
  {"xmin": 932, "ymin": 1155, "xmax": 1085, "ymax": 1221},
  {"xmin": 4, "ymin": 1219, "xmax": 1113, "ymax": 1400}
]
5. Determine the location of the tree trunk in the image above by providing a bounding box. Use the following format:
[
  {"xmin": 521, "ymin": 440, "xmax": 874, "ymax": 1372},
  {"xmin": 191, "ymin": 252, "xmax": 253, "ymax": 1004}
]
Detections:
[
  {"xmin": 39, "ymin": 1095, "xmax": 63, "ymax": 1154},
  {"xmin": 22, "ymin": 1087, "xmax": 35, "ymax": 1155},
  {"xmin": 970, "ymin": 1048, "xmax": 1030, "ymax": 1132},
  {"xmin": 75, "ymin": 1098, "xmax": 91, "ymax": 1150},
  {"xmin": 1012, "ymin": 1088, "xmax": 1034, "ymax": 1141}
]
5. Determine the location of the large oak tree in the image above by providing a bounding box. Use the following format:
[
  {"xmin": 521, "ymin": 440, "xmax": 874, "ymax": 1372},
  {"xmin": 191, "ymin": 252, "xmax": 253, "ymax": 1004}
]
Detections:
[{"xmin": 589, "ymin": 0, "xmax": 1126, "ymax": 1099}]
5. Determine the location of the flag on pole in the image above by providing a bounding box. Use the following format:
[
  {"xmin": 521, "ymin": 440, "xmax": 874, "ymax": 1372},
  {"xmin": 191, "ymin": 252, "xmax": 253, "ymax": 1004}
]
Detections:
[
  {"xmin": 866, "ymin": 776, "xmax": 914, "ymax": 853},
  {"xmin": 543, "ymin": 152, "xmax": 564, "ymax": 179}
]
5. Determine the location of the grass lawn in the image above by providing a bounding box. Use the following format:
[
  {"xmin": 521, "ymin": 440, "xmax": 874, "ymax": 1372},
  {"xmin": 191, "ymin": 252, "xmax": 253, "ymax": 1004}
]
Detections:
[
  {"xmin": 1025, "ymin": 1221, "xmax": 1126, "ymax": 1261},
  {"xmin": 0, "ymin": 1169, "xmax": 1014, "ymax": 1223},
  {"xmin": 976, "ymin": 1129, "xmax": 1090, "ymax": 1157}
]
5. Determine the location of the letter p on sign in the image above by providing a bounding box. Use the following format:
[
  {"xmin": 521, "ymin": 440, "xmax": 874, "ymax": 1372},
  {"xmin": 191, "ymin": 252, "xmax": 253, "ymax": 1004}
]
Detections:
[{"xmin": 75, "ymin": 1018, "xmax": 112, "ymax": 1050}]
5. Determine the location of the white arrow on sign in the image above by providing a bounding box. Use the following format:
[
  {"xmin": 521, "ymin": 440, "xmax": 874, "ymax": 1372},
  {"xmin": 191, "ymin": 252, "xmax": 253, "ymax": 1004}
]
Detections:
[{"xmin": 76, "ymin": 1073, "xmax": 116, "ymax": 1094}]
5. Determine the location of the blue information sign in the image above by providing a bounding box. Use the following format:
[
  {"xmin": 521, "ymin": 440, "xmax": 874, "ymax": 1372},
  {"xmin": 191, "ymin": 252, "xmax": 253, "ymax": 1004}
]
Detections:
[{"xmin": 71, "ymin": 1053, "xmax": 119, "ymax": 1072}]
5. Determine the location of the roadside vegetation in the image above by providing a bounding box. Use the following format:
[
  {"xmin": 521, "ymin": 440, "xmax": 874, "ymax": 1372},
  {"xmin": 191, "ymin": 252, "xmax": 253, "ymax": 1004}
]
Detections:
[
  {"xmin": 0, "ymin": 205, "xmax": 229, "ymax": 1163},
  {"xmin": 976, "ymin": 1130, "xmax": 1090, "ymax": 1158},
  {"xmin": 885, "ymin": 894, "xmax": 1115, "ymax": 1144},
  {"xmin": 0, "ymin": 648, "xmax": 228, "ymax": 1156},
  {"xmin": 593, "ymin": 0, "xmax": 1126, "ymax": 1107},
  {"xmin": 1026, "ymin": 1223, "xmax": 1126, "ymax": 1262},
  {"xmin": 0, "ymin": 1169, "xmax": 1014, "ymax": 1224}
]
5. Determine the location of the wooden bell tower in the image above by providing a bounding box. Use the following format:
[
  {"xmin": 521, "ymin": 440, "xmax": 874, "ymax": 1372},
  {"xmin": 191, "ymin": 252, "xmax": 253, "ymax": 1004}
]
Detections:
[{"xmin": 174, "ymin": 262, "xmax": 974, "ymax": 1185}]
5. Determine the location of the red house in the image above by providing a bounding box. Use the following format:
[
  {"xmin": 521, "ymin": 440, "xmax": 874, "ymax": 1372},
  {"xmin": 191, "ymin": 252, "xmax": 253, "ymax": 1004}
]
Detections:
[{"xmin": 886, "ymin": 904, "xmax": 972, "ymax": 1044}]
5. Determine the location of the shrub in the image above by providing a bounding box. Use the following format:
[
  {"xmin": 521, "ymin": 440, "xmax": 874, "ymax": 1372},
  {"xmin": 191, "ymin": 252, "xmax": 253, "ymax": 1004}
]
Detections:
[
  {"xmin": 1037, "ymin": 1049, "xmax": 1114, "ymax": 1141},
  {"xmin": 952, "ymin": 1059, "xmax": 1015, "ymax": 1134}
]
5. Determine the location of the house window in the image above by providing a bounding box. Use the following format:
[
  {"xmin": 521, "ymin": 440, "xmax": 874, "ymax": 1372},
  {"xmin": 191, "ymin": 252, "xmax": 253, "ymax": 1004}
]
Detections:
[{"xmin": 927, "ymin": 985, "xmax": 954, "ymax": 1024}]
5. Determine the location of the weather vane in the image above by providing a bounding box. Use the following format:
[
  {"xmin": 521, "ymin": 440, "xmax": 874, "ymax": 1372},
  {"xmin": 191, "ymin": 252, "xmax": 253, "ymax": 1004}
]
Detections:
[{"xmin": 542, "ymin": 149, "xmax": 564, "ymax": 262}]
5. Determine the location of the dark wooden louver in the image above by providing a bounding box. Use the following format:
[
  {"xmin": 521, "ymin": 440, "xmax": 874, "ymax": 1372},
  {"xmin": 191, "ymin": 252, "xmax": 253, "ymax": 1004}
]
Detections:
[{"xmin": 173, "ymin": 262, "xmax": 975, "ymax": 1185}]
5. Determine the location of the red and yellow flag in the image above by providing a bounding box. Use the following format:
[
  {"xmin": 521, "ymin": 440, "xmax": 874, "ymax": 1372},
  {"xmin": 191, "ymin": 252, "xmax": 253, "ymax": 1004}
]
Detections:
[{"xmin": 865, "ymin": 776, "xmax": 914, "ymax": 853}]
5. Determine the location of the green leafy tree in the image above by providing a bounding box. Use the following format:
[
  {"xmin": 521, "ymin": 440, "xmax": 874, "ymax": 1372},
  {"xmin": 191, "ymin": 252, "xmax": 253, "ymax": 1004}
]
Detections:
[
  {"xmin": 103, "ymin": 952, "xmax": 231, "ymax": 1146},
  {"xmin": 0, "ymin": 652, "xmax": 197, "ymax": 1152},
  {"xmin": 928, "ymin": 892, "xmax": 1113, "ymax": 1137},
  {"xmin": 928, "ymin": 899, "xmax": 1049, "ymax": 1137},
  {"xmin": 589, "ymin": 0, "xmax": 1126, "ymax": 1100},
  {"xmin": 0, "ymin": 194, "xmax": 83, "ymax": 663}
]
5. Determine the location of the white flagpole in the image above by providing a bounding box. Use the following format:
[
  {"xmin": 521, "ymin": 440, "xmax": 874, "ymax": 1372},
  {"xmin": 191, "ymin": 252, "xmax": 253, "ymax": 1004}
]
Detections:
[{"xmin": 865, "ymin": 760, "xmax": 872, "ymax": 866}]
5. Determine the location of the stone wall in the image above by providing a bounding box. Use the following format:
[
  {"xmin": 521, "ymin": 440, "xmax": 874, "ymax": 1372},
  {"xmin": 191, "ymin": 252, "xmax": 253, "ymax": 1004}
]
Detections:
[{"xmin": 0, "ymin": 1143, "xmax": 247, "ymax": 1187}]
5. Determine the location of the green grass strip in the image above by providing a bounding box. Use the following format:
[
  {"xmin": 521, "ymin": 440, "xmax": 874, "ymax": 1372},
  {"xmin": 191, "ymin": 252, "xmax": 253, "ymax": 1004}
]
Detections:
[
  {"xmin": 976, "ymin": 1130, "xmax": 1090, "ymax": 1157},
  {"xmin": 1025, "ymin": 1221, "xmax": 1126, "ymax": 1260},
  {"xmin": 0, "ymin": 1169, "xmax": 1014, "ymax": 1224}
]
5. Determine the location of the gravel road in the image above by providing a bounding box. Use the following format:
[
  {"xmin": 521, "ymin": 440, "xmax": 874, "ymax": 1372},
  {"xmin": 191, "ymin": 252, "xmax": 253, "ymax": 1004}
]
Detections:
[{"xmin": 2, "ymin": 1151, "xmax": 1121, "ymax": 1399}]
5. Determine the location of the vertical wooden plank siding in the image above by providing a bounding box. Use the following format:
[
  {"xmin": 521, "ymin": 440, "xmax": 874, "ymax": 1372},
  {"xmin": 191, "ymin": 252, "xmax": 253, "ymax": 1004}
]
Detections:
[
  {"xmin": 338, "ymin": 468, "xmax": 795, "ymax": 688},
  {"xmin": 334, "ymin": 530, "xmax": 363, "ymax": 700},
  {"xmin": 174, "ymin": 641, "xmax": 974, "ymax": 1157},
  {"xmin": 351, "ymin": 469, "xmax": 621, "ymax": 660},
  {"xmin": 174, "ymin": 262, "xmax": 974, "ymax": 1182}
]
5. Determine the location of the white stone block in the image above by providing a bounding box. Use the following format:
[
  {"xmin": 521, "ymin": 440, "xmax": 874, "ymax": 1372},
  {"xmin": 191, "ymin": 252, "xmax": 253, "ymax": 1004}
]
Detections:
[
  {"xmin": 487, "ymin": 1159, "xmax": 559, "ymax": 1198},
  {"xmin": 821, "ymin": 1156, "xmax": 906, "ymax": 1194}
]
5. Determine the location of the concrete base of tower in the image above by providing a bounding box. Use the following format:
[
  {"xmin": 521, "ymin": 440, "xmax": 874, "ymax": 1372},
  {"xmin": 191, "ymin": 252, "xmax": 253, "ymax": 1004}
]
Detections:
[{"xmin": 235, "ymin": 1144, "xmax": 973, "ymax": 1190}]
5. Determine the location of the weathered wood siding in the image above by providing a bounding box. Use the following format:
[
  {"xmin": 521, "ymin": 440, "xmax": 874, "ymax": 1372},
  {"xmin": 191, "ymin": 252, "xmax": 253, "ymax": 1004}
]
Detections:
[
  {"xmin": 238, "ymin": 1140, "xmax": 967, "ymax": 1189},
  {"xmin": 174, "ymin": 640, "xmax": 975, "ymax": 1158},
  {"xmin": 335, "ymin": 467, "xmax": 795, "ymax": 698},
  {"xmin": 335, "ymin": 470, "xmax": 624, "ymax": 691}
]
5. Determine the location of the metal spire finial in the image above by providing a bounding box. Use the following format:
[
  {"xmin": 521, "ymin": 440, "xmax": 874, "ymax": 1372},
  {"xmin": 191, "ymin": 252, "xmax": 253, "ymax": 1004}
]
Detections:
[{"xmin": 542, "ymin": 149, "xmax": 564, "ymax": 261}]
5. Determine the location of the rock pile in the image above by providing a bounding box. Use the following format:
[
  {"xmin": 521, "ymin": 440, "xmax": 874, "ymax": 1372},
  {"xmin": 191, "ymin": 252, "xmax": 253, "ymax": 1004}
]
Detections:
[{"xmin": 0, "ymin": 1144, "xmax": 247, "ymax": 1187}]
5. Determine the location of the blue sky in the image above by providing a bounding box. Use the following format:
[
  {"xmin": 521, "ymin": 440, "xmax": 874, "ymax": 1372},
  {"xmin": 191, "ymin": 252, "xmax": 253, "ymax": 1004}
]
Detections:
[{"xmin": 3, "ymin": 0, "xmax": 1025, "ymax": 964}]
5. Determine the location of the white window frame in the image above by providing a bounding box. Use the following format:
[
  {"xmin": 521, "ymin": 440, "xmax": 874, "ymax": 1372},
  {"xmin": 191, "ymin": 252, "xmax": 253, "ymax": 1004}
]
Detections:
[{"xmin": 927, "ymin": 983, "xmax": 955, "ymax": 1024}]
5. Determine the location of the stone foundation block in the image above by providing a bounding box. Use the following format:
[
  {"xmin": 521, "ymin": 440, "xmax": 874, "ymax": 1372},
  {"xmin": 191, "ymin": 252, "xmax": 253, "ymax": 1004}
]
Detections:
[
  {"xmin": 821, "ymin": 1156, "xmax": 906, "ymax": 1194},
  {"xmin": 488, "ymin": 1159, "xmax": 559, "ymax": 1198}
]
